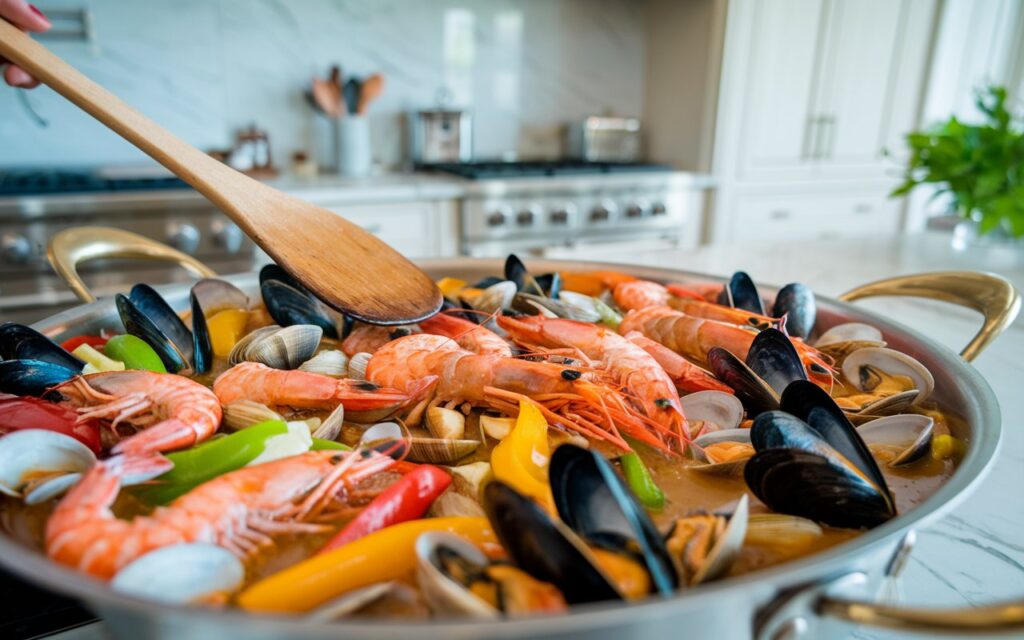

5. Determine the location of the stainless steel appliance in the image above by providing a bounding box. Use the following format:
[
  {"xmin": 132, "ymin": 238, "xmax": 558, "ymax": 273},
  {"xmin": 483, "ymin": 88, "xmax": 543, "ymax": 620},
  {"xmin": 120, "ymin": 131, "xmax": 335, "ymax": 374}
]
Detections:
[
  {"xmin": 0, "ymin": 168, "xmax": 256, "ymax": 324},
  {"xmin": 4, "ymin": 261, "xmax": 1019, "ymax": 639},
  {"xmin": 409, "ymin": 110, "xmax": 473, "ymax": 163},
  {"xmin": 423, "ymin": 162, "xmax": 708, "ymax": 257},
  {"xmin": 566, "ymin": 116, "xmax": 643, "ymax": 162}
]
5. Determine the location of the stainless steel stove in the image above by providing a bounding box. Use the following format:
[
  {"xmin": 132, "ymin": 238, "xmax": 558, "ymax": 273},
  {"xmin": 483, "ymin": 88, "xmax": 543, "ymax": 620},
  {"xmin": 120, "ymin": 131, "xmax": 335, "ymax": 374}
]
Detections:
[
  {"xmin": 0, "ymin": 167, "xmax": 256, "ymax": 324},
  {"xmin": 421, "ymin": 162, "xmax": 708, "ymax": 257}
]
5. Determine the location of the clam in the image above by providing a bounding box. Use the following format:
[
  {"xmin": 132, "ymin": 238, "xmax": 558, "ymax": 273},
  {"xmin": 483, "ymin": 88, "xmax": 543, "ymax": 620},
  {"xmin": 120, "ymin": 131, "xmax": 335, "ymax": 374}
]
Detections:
[
  {"xmin": 857, "ymin": 414, "xmax": 934, "ymax": 467},
  {"xmin": 229, "ymin": 324, "xmax": 322, "ymax": 370},
  {"xmin": 0, "ymin": 430, "xmax": 96, "ymax": 504},
  {"xmin": 686, "ymin": 429, "xmax": 753, "ymax": 475},
  {"xmin": 110, "ymin": 543, "xmax": 244, "ymax": 604},
  {"xmin": 408, "ymin": 438, "xmax": 480, "ymax": 465},
  {"xmin": 227, "ymin": 325, "xmax": 280, "ymax": 365},
  {"xmin": 842, "ymin": 347, "xmax": 934, "ymax": 405},
  {"xmin": 222, "ymin": 400, "xmax": 284, "ymax": 431},
  {"xmin": 463, "ymin": 281, "xmax": 516, "ymax": 315},
  {"xmin": 298, "ymin": 349, "xmax": 349, "ymax": 377},
  {"xmin": 707, "ymin": 328, "xmax": 807, "ymax": 416},
  {"xmin": 312, "ymin": 403, "xmax": 346, "ymax": 441},
  {"xmin": 415, "ymin": 531, "xmax": 500, "ymax": 618},
  {"xmin": 309, "ymin": 582, "xmax": 425, "ymax": 621},
  {"xmin": 680, "ymin": 391, "xmax": 744, "ymax": 434},
  {"xmin": 771, "ymin": 283, "xmax": 816, "ymax": 340},
  {"xmin": 347, "ymin": 351, "xmax": 372, "ymax": 381},
  {"xmin": 744, "ymin": 514, "xmax": 823, "ymax": 551},
  {"xmin": 554, "ymin": 291, "xmax": 606, "ymax": 323},
  {"xmin": 744, "ymin": 380, "xmax": 896, "ymax": 529},
  {"xmin": 815, "ymin": 322, "xmax": 884, "ymax": 348},
  {"xmin": 549, "ymin": 444, "xmax": 678, "ymax": 596},
  {"xmin": 483, "ymin": 481, "xmax": 621, "ymax": 604},
  {"xmin": 260, "ymin": 275, "xmax": 339, "ymax": 339},
  {"xmin": 666, "ymin": 495, "xmax": 748, "ymax": 585}
]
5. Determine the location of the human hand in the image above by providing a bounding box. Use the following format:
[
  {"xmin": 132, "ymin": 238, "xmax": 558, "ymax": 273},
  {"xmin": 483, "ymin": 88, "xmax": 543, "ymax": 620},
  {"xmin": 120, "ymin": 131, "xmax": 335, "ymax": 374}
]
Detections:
[{"xmin": 0, "ymin": 0, "xmax": 51, "ymax": 88}]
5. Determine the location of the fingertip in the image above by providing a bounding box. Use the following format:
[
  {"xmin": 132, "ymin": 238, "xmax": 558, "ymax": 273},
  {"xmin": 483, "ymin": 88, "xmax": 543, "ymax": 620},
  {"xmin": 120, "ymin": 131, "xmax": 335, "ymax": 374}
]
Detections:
[{"xmin": 4, "ymin": 65, "xmax": 39, "ymax": 88}]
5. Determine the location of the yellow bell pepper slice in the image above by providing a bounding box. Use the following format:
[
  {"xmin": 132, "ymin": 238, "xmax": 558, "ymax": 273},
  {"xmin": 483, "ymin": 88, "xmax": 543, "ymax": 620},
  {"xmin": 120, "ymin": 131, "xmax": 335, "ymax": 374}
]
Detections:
[
  {"xmin": 237, "ymin": 516, "xmax": 495, "ymax": 613},
  {"xmin": 436, "ymin": 277, "xmax": 468, "ymax": 299},
  {"xmin": 72, "ymin": 343, "xmax": 125, "ymax": 373},
  {"xmin": 205, "ymin": 308, "xmax": 249, "ymax": 357},
  {"xmin": 491, "ymin": 399, "xmax": 554, "ymax": 510}
]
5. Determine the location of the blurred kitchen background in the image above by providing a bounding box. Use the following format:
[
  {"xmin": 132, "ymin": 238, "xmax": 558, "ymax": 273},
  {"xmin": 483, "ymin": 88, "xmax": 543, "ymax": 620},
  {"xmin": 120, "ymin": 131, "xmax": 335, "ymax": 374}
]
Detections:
[{"xmin": 1, "ymin": 0, "xmax": 1023, "ymax": 324}]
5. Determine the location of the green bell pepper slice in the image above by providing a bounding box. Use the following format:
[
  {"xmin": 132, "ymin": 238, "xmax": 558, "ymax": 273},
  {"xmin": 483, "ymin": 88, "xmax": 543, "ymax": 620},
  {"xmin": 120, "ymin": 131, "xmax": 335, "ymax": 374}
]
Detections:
[
  {"xmin": 620, "ymin": 451, "xmax": 665, "ymax": 510},
  {"xmin": 312, "ymin": 438, "xmax": 351, "ymax": 451}
]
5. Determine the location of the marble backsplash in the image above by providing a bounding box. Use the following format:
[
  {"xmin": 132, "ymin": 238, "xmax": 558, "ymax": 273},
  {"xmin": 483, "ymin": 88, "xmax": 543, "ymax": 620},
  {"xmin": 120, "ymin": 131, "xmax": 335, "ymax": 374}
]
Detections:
[{"xmin": 0, "ymin": 0, "xmax": 647, "ymax": 169}]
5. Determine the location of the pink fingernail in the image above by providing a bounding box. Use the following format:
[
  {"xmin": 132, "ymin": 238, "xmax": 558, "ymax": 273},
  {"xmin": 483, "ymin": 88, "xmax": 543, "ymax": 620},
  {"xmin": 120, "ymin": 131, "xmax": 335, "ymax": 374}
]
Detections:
[{"xmin": 29, "ymin": 4, "xmax": 50, "ymax": 23}]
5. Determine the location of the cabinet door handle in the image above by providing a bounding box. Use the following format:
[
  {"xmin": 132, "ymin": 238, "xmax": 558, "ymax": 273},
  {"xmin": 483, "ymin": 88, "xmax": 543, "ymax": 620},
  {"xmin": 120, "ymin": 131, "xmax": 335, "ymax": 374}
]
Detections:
[
  {"xmin": 822, "ymin": 115, "xmax": 837, "ymax": 159},
  {"xmin": 802, "ymin": 116, "xmax": 821, "ymax": 160},
  {"xmin": 770, "ymin": 209, "xmax": 792, "ymax": 220}
]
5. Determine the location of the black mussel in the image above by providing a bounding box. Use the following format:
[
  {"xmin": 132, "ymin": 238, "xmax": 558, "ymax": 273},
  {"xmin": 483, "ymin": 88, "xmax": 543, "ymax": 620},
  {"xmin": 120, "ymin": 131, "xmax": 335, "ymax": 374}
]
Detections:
[
  {"xmin": 259, "ymin": 263, "xmax": 304, "ymax": 292},
  {"xmin": 0, "ymin": 359, "xmax": 79, "ymax": 396},
  {"xmin": 482, "ymin": 481, "xmax": 620, "ymax": 605},
  {"xmin": 718, "ymin": 271, "xmax": 765, "ymax": 314},
  {"xmin": 707, "ymin": 329, "xmax": 806, "ymax": 417},
  {"xmin": 549, "ymin": 445, "xmax": 677, "ymax": 596},
  {"xmin": 744, "ymin": 448, "xmax": 894, "ymax": 529},
  {"xmin": 536, "ymin": 272, "xmax": 562, "ymax": 299},
  {"xmin": 442, "ymin": 298, "xmax": 483, "ymax": 324},
  {"xmin": 469, "ymin": 276, "xmax": 505, "ymax": 290},
  {"xmin": 116, "ymin": 293, "xmax": 191, "ymax": 373},
  {"xmin": 190, "ymin": 292, "xmax": 212, "ymax": 375},
  {"xmin": 0, "ymin": 323, "xmax": 84, "ymax": 371},
  {"xmin": 779, "ymin": 381, "xmax": 890, "ymax": 494},
  {"xmin": 130, "ymin": 285, "xmax": 194, "ymax": 360},
  {"xmin": 504, "ymin": 254, "xmax": 560, "ymax": 297},
  {"xmin": 260, "ymin": 279, "xmax": 339, "ymax": 339},
  {"xmin": 772, "ymin": 283, "xmax": 816, "ymax": 340}
]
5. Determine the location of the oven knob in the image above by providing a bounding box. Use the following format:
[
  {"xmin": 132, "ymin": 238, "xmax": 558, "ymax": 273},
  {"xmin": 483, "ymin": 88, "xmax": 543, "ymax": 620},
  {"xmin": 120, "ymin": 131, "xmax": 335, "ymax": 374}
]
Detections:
[
  {"xmin": 625, "ymin": 204, "xmax": 645, "ymax": 218},
  {"xmin": 516, "ymin": 208, "xmax": 537, "ymax": 227},
  {"xmin": 1, "ymin": 233, "xmax": 31, "ymax": 264},
  {"xmin": 166, "ymin": 222, "xmax": 201, "ymax": 254},
  {"xmin": 486, "ymin": 210, "xmax": 507, "ymax": 227},
  {"xmin": 651, "ymin": 202, "xmax": 667, "ymax": 215},
  {"xmin": 212, "ymin": 220, "xmax": 244, "ymax": 253},
  {"xmin": 550, "ymin": 209, "xmax": 569, "ymax": 225},
  {"xmin": 590, "ymin": 206, "xmax": 610, "ymax": 222}
]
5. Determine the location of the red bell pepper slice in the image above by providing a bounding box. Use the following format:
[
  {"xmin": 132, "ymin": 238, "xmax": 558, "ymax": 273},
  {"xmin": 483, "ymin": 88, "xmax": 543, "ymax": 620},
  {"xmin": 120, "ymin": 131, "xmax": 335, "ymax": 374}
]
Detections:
[
  {"xmin": 318, "ymin": 464, "xmax": 451, "ymax": 554},
  {"xmin": 60, "ymin": 335, "xmax": 108, "ymax": 352},
  {"xmin": 0, "ymin": 396, "xmax": 101, "ymax": 454}
]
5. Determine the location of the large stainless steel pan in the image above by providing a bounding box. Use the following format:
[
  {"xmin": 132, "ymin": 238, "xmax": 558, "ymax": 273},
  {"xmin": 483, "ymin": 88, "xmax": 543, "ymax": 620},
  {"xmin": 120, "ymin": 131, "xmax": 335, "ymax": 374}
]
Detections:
[{"xmin": 4, "ymin": 247, "xmax": 1023, "ymax": 638}]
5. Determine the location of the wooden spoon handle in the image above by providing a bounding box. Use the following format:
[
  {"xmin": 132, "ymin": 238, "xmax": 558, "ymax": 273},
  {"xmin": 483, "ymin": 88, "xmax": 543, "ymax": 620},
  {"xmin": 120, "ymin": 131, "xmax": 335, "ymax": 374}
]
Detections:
[{"xmin": 0, "ymin": 19, "xmax": 257, "ymax": 207}]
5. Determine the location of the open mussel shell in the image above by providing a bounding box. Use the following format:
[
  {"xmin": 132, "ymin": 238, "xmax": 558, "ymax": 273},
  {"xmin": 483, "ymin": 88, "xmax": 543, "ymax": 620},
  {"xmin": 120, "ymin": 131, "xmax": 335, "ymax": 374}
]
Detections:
[
  {"xmin": 260, "ymin": 278, "xmax": 339, "ymax": 339},
  {"xmin": 771, "ymin": 283, "xmax": 816, "ymax": 340},
  {"xmin": 745, "ymin": 328, "xmax": 807, "ymax": 394},
  {"xmin": 679, "ymin": 390, "xmax": 744, "ymax": 433},
  {"xmin": 189, "ymin": 292, "xmax": 212, "ymax": 375},
  {"xmin": 850, "ymin": 389, "xmax": 919, "ymax": 417},
  {"xmin": 549, "ymin": 445, "xmax": 678, "ymax": 596},
  {"xmin": 841, "ymin": 347, "xmax": 934, "ymax": 404},
  {"xmin": 718, "ymin": 271, "xmax": 765, "ymax": 315},
  {"xmin": 111, "ymin": 543, "xmax": 244, "ymax": 604},
  {"xmin": 0, "ymin": 323, "xmax": 84, "ymax": 370},
  {"xmin": 686, "ymin": 429, "xmax": 753, "ymax": 475},
  {"xmin": 483, "ymin": 481, "xmax": 620, "ymax": 605},
  {"xmin": 857, "ymin": 414, "xmax": 934, "ymax": 467},
  {"xmin": 0, "ymin": 429, "xmax": 96, "ymax": 504},
  {"xmin": 0, "ymin": 359, "xmax": 80, "ymax": 397},
  {"xmin": 707, "ymin": 348, "xmax": 779, "ymax": 417},
  {"xmin": 667, "ymin": 495, "xmax": 749, "ymax": 586},
  {"xmin": 191, "ymin": 278, "xmax": 249, "ymax": 315},
  {"xmin": 505, "ymin": 254, "xmax": 561, "ymax": 297},
  {"xmin": 116, "ymin": 292, "xmax": 191, "ymax": 373},
  {"xmin": 415, "ymin": 531, "xmax": 499, "ymax": 618}
]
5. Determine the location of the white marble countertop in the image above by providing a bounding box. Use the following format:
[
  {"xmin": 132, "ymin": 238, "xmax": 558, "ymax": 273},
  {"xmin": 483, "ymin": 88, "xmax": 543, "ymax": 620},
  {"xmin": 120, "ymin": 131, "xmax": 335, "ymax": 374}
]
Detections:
[{"xmin": 50, "ymin": 231, "xmax": 1024, "ymax": 639}]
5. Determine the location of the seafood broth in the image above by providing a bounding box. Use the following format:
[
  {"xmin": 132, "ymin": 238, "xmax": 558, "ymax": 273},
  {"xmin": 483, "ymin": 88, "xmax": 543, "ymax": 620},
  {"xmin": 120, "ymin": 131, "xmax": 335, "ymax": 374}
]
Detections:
[{"xmin": 0, "ymin": 261, "xmax": 961, "ymax": 618}]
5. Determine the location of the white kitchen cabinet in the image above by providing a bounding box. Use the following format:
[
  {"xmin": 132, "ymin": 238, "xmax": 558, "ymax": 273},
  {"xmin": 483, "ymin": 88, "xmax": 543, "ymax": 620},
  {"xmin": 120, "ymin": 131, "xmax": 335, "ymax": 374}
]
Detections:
[
  {"xmin": 731, "ymin": 192, "xmax": 902, "ymax": 243},
  {"xmin": 711, "ymin": 0, "xmax": 939, "ymax": 242},
  {"xmin": 321, "ymin": 200, "xmax": 459, "ymax": 259}
]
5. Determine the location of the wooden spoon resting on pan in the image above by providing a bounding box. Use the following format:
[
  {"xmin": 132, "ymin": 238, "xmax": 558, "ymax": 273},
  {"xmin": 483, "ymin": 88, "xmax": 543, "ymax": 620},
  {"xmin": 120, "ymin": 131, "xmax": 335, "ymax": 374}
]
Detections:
[{"xmin": 0, "ymin": 20, "xmax": 441, "ymax": 324}]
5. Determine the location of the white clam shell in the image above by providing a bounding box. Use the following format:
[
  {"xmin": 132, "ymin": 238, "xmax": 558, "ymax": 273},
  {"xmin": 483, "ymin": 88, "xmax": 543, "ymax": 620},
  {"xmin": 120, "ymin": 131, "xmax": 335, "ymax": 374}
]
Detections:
[
  {"xmin": 228, "ymin": 325, "xmax": 281, "ymax": 365},
  {"xmin": 687, "ymin": 428, "xmax": 753, "ymax": 475},
  {"xmin": 308, "ymin": 582, "xmax": 408, "ymax": 621},
  {"xmin": 692, "ymin": 494, "xmax": 749, "ymax": 585},
  {"xmin": 243, "ymin": 324, "xmax": 323, "ymax": 370},
  {"xmin": 815, "ymin": 322, "xmax": 884, "ymax": 347},
  {"xmin": 555, "ymin": 291, "xmax": 603, "ymax": 323},
  {"xmin": 111, "ymin": 543, "xmax": 244, "ymax": 604},
  {"xmin": 469, "ymin": 281, "xmax": 516, "ymax": 314},
  {"xmin": 312, "ymin": 403, "xmax": 345, "ymax": 441},
  {"xmin": 842, "ymin": 347, "xmax": 934, "ymax": 403},
  {"xmin": 348, "ymin": 352, "xmax": 373, "ymax": 381},
  {"xmin": 298, "ymin": 349, "xmax": 349, "ymax": 377},
  {"xmin": 0, "ymin": 430, "xmax": 96, "ymax": 502},
  {"xmin": 416, "ymin": 531, "xmax": 499, "ymax": 618},
  {"xmin": 857, "ymin": 414, "xmax": 934, "ymax": 467},
  {"xmin": 680, "ymin": 391, "xmax": 745, "ymax": 432}
]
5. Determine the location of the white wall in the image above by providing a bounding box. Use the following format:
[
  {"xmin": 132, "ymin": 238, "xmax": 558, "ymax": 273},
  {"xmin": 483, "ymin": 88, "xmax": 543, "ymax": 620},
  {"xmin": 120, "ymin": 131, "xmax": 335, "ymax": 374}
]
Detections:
[{"xmin": 0, "ymin": 0, "xmax": 648, "ymax": 169}]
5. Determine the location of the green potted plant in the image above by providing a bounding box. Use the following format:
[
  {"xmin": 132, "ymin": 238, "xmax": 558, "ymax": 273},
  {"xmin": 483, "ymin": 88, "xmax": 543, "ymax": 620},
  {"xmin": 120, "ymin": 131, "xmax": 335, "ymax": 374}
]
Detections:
[{"xmin": 892, "ymin": 86, "xmax": 1024, "ymax": 240}]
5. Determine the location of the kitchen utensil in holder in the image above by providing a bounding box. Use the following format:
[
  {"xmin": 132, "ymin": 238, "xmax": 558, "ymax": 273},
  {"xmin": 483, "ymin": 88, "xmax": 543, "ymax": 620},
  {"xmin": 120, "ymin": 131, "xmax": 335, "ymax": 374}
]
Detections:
[{"xmin": 333, "ymin": 116, "xmax": 371, "ymax": 177}]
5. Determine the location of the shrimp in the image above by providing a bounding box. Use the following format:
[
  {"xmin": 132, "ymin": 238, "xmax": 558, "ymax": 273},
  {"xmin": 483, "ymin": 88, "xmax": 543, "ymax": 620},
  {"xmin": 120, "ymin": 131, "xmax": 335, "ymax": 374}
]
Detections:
[
  {"xmin": 615, "ymin": 280, "xmax": 780, "ymax": 328},
  {"xmin": 45, "ymin": 450, "xmax": 395, "ymax": 579},
  {"xmin": 497, "ymin": 315, "xmax": 688, "ymax": 449},
  {"xmin": 366, "ymin": 334, "xmax": 657, "ymax": 453},
  {"xmin": 559, "ymin": 270, "xmax": 637, "ymax": 297},
  {"xmin": 419, "ymin": 313, "xmax": 512, "ymax": 357},
  {"xmin": 341, "ymin": 322, "xmax": 419, "ymax": 356},
  {"xmin": 665, "ymin": 282, "xmax": 724, "ymax": 302},
  {"xmin": 213, "ymin": 362, "xmax": 413, "ymax": 414},
  {"xmin": 619, "ymin": 306, "xmax": 832, "ymax": 387},
  {"xmin": 55, "ymin": 371, "xmax": 222, "ymax": 455},
  {"xmin": 622, "ymin": 331, "xmax": 734, "ymax": 395}
]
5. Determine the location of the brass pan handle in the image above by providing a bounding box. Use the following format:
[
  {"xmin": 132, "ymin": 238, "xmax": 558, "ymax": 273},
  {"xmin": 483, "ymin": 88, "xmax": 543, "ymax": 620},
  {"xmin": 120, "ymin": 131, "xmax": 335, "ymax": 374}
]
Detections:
[
  {"xmin": 817, "ymin": 595, "xmax": 1024, "ymax": 634},
  {"xmin": 839, "ymin": 271, "xmax": 1021, "ymax": 362},
  {"xmin": 47, "ymin": 226, "xmax": 217, "ymax": 303}
]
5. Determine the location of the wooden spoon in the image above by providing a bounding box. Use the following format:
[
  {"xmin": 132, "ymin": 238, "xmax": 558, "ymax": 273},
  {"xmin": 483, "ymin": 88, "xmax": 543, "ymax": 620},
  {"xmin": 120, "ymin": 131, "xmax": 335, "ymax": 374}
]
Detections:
[
  {"xmin": 0, "ymin": 20, "xmax": 440, "ymax": 324},
  {"xmin": 357, "ymin": 73, "xmax": 384, "ymax": 115}
]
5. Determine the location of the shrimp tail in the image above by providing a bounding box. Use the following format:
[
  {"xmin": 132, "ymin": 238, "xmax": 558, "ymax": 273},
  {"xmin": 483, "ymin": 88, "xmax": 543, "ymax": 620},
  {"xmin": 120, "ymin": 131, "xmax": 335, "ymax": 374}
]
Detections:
[{"xmin": 111, "ymin": 418, "xmax": 202, "ymax": 455}]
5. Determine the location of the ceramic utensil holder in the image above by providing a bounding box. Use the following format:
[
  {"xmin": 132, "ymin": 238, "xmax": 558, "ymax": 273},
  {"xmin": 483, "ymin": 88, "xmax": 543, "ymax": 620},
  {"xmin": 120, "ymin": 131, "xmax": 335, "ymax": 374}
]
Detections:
[{"xmin": 333, "ymin": 116, "xmax": 371, "ymax": 177}]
